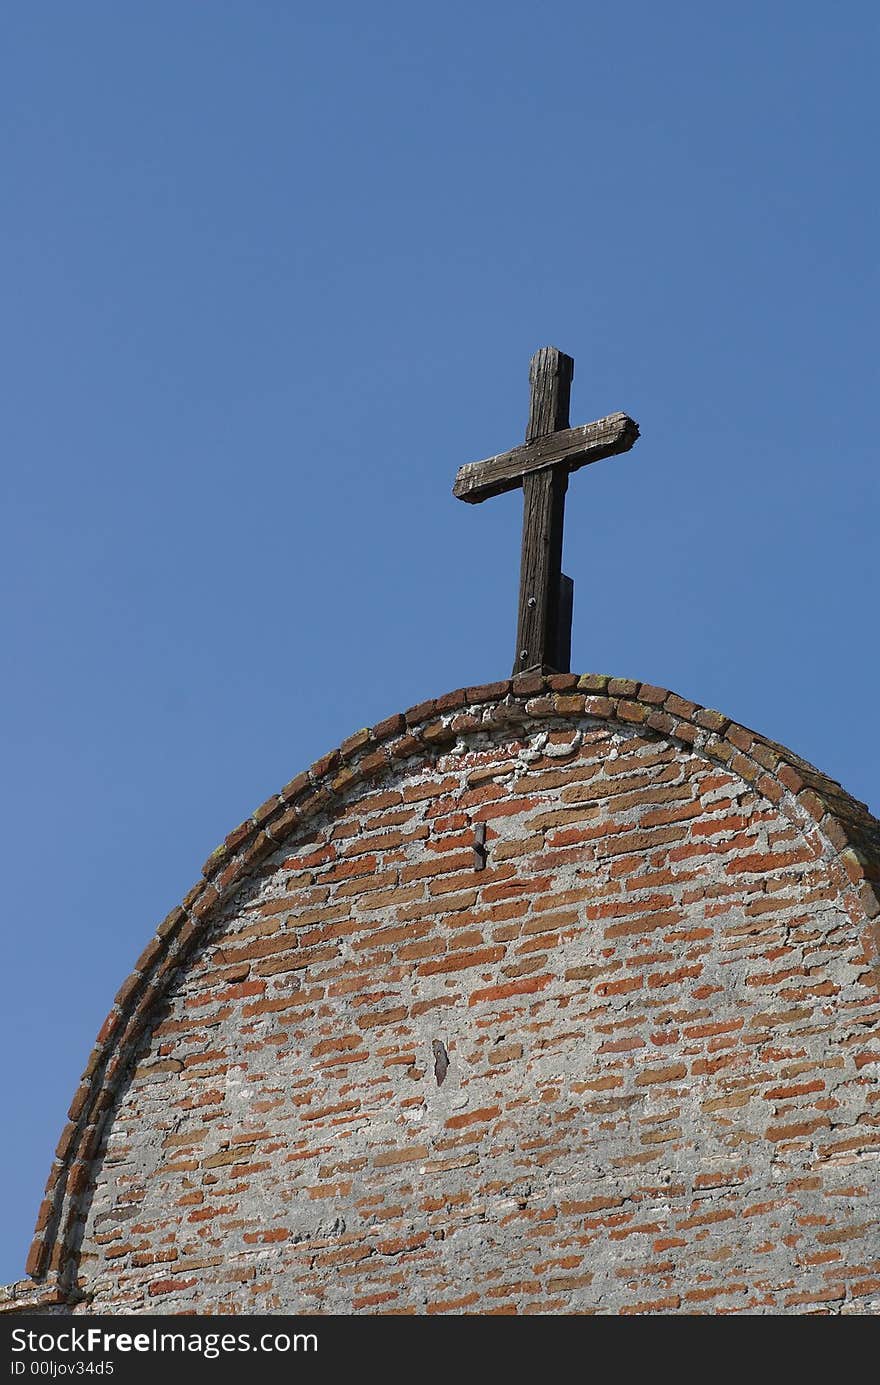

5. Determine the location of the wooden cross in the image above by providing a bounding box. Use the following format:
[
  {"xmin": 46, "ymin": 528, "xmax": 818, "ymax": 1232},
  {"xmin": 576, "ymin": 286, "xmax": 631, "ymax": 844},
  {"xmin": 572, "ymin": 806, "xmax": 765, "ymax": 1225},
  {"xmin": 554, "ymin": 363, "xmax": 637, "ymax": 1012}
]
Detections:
[{"xmin": 453, "ymin": 347, "xmax": 639, "ymax": 675}]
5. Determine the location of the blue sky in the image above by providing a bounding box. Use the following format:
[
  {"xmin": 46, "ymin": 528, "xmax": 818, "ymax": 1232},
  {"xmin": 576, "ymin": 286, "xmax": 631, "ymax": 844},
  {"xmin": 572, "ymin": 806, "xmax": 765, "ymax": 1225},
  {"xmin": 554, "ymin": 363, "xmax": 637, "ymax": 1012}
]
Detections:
[{"xmin": 1, "ymin": 3, "xmax": 876, "ymax": 1285}]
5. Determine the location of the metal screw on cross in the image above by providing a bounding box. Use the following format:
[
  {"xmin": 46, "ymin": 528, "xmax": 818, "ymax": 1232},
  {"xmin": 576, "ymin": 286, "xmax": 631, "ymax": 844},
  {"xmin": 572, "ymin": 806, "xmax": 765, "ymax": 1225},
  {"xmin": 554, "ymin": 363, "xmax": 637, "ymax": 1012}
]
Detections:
[{"xmin": 453, "ymin": 347, "xmax": 640, "ymax": 675}]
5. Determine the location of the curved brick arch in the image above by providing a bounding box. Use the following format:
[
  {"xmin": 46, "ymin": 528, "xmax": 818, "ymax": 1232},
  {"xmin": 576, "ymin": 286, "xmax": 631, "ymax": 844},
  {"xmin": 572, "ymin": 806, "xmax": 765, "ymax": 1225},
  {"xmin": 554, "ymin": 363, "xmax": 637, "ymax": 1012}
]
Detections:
[{"xmin": 22, "ymin": 672, "xmax": 880, "ymax": 1305}]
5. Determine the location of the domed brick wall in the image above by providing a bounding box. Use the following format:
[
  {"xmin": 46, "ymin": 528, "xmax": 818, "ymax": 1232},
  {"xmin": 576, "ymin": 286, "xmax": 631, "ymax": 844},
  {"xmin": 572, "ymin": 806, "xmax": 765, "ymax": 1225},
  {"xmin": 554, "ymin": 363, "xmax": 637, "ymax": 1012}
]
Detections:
[{"xmin": 4, "ymin": 674, "xmax": 879, "ymax": 1315}]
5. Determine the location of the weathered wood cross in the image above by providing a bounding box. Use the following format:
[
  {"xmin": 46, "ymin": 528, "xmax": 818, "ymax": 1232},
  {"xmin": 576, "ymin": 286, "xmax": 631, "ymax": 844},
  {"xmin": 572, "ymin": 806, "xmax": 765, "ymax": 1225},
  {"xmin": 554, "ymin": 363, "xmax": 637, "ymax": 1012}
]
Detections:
[{"xmin": 453, "ymin": 347, "xmax": 639, "ymax": 675}]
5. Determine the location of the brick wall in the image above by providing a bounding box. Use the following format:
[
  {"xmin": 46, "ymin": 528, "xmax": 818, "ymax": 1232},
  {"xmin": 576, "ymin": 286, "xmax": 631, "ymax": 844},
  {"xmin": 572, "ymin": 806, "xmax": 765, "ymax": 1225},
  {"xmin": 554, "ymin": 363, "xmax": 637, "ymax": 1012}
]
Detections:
[{"xmin": 9, "ymin": 676, "xmax": 880, "ymax": 1314}]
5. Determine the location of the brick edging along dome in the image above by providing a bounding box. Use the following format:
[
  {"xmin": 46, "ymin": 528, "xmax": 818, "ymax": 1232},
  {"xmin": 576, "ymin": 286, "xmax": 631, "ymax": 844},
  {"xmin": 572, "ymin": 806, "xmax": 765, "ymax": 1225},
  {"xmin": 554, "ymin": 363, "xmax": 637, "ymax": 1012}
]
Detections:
[{"xmin": 24, "ymin": 672, "xmax": 880, "ymax": 1299}]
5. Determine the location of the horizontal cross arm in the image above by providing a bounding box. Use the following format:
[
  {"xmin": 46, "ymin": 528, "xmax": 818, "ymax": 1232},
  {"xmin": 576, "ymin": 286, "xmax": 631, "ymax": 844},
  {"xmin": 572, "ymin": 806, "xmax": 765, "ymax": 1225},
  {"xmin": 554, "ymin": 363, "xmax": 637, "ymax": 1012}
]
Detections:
[{"xmin": 453, "ymin": 411, "xmax": 640, "ymax": 504}]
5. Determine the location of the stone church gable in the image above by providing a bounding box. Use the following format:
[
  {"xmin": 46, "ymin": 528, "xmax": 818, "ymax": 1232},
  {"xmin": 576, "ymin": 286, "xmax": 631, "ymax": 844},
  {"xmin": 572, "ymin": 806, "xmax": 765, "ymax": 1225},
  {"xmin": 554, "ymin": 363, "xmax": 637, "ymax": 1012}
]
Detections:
[{"xmin": 6, "ymin": 672, "xmax": 880, "ymax": 1315}]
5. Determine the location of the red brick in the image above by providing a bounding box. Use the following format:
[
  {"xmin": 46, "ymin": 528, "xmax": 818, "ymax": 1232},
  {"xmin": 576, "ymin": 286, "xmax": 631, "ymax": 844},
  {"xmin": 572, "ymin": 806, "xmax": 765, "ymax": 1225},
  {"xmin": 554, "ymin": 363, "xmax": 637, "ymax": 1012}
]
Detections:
[
  {"xmin": 310, "ymin": 749, "xmax": 340, "ymax": 779},
  {"xmin": 373, "ymin": 1145, "xmax": 428, "ymax": 1167},
  {"xmin": 636, "ymin": 1063, "xmax": 687, "ymax": 1086},
  {"xmin": 148, "ymin": 1276, "xmax": 198, "ymax": 1297},
  {"xmin": 619, "ymin": 1296, "xmax": 681, "ymax": 1314},
  {"xmin": 366, "ymin": 714, "xmax": 403, "ymax": 746},
  {"xmin": 466, "ymin": 680, "xmax": 510, "ymax": 703},
  {"xmin": 468, "ymin": 975, "xmax": 551, "ymax": 1006},
  {"xmin": 512, "ymin": 672, "xmax": 547, "ymax": 696},
  {"xmin": 339, "ymin": 727, "xmax": 372, "ymax": 759},
  {"xmin": 637, "ymin": 684, "xmax": 669, "ymax": 705},
  {"xmin": 356, "ymin": 1006, "xmax": 408, "ymax": 1029},
  {"xmin": 418, "ymin": 946, "xmax": 505, "ymax": 976},
  {"xmin": 280, "ymin": 771, "xmax": 311, "ymax": 801},
  {"xmin": 403, "ymin": 698, "xmax": 436, "ymax": 726},
  {"xmin": 583, "ymin": 695, "xmax": 613, "ymax": 718},
  {"xmin": 445, "ymin": 1105, "xmax": 501, "ymax": 1130},
  {"xmin": 664, "ymin": 693, "xmax": 698, "ymax": 719},
  {"xmin": 553, "ymin": 693, "xmax": 585, "ymax": 715},
  {"xmin": 618, "ymin": 700, "xmax": 648, "ymax": 724}
]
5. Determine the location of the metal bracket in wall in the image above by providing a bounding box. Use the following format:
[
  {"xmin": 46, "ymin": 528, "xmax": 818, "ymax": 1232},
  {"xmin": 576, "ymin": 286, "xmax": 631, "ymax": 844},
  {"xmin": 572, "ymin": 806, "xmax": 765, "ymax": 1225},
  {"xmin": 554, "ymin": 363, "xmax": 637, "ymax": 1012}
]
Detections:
[
  {"xmin": 473, "ymin": 821, "xmax": 487, "ymax": 870},
  {"xmin": 432, "ymin": 1039, "xmax": 449, "ymax": 1086}
]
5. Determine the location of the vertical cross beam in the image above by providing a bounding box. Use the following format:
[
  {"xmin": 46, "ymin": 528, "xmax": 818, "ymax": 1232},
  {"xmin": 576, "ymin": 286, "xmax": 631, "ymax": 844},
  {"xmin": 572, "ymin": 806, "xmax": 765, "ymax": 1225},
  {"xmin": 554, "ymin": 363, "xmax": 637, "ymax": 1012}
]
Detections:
[
  {"xmin": 452, "ymin": 348, "xmax": 639, "ymax": 677},
  {"xmin": 515, "ymin": 348, "xmax": 575, "ymax": 674}
]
